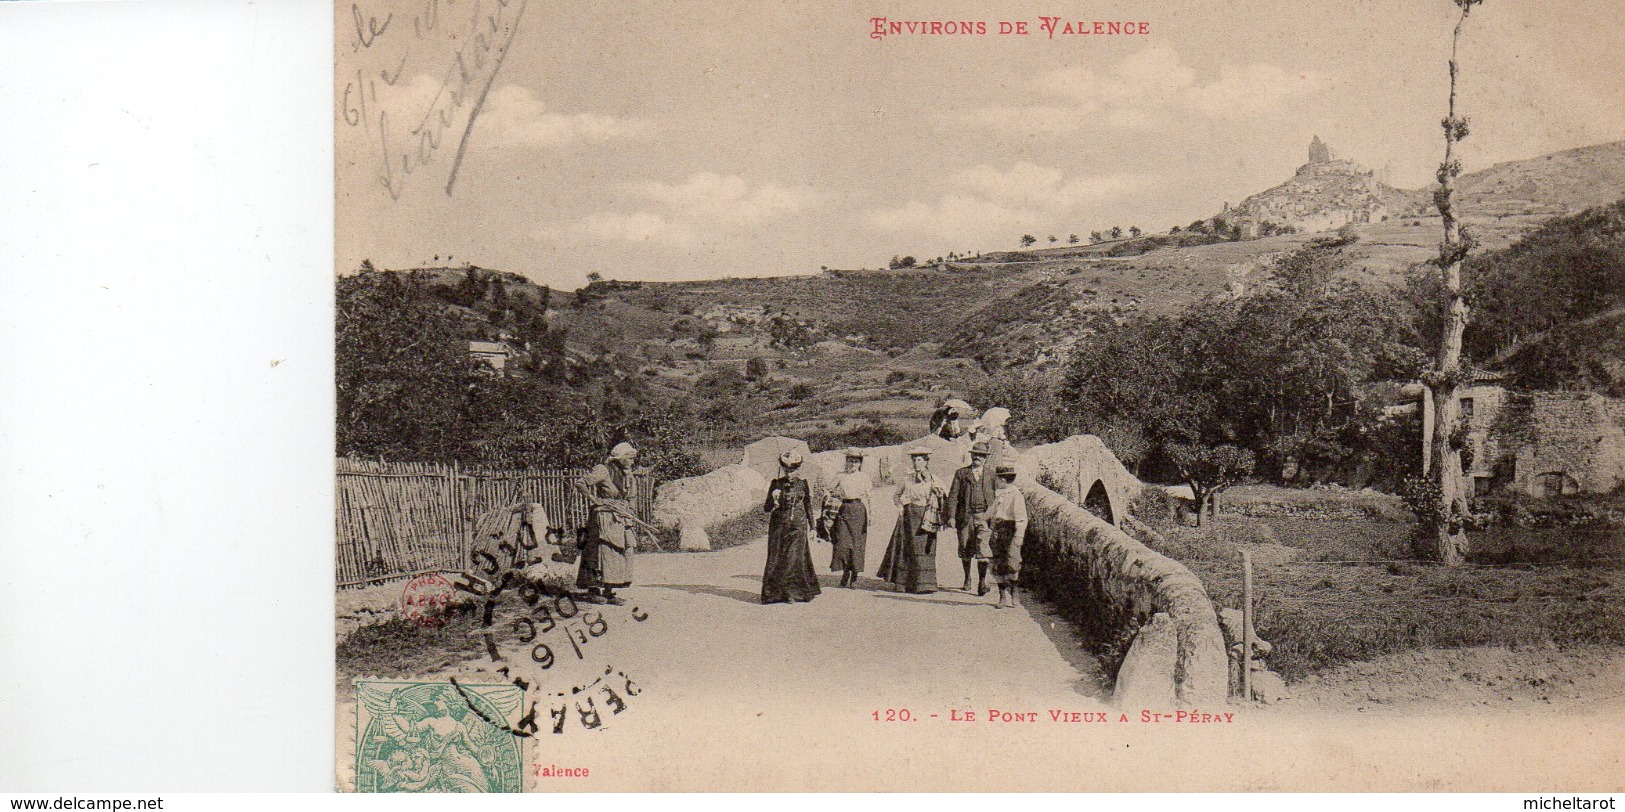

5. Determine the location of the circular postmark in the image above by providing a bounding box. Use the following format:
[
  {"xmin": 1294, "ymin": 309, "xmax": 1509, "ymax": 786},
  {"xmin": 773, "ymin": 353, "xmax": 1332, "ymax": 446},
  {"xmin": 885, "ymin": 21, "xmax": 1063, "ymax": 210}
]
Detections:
[{"xmin": 400, "ymin": 572, "xmax": 455, "ymax": 627}]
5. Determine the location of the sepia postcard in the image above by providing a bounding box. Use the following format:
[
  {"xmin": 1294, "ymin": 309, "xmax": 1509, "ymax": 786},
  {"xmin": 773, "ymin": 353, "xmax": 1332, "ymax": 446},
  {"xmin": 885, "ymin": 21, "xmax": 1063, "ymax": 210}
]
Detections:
[{"xmin": 334, "ymin": 0, "xmax": 1625, "ymax": 792}]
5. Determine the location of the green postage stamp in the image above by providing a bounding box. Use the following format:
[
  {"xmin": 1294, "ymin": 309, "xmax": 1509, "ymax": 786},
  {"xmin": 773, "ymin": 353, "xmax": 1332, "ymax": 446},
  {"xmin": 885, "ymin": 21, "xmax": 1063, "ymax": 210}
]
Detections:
[{"xmin": 354, "ymin": 680, "xmax": 525, "ymax": 793}]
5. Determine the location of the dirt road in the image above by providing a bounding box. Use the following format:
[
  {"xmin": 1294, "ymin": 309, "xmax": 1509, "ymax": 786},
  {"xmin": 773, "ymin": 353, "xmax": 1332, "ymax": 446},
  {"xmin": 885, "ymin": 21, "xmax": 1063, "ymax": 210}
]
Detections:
[{"xmin": 338, "ymin": 497, "xmax": 1625, "ymax": 791}]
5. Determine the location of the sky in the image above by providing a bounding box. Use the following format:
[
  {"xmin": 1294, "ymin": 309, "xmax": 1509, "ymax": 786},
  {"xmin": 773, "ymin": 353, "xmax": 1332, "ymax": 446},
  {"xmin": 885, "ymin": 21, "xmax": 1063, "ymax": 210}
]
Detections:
[{"xmin": 335, "ymin": 0, "xmax": 1625, "ymax": 288}]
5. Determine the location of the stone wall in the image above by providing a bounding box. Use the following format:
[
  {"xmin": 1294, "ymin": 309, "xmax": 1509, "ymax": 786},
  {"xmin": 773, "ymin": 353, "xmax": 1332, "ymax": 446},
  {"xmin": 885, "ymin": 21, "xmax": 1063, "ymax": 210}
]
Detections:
[
  {"xmin": 1019, "ymin": 481, "xmax": 1229, "ymax": 705},
  {"xmin": 651, "ymin": 463, "xmax": 769, "ymax": 551},
  {"xmin": 1514, "ymin": 393, "xmax": 1625, "ymax": 495}
]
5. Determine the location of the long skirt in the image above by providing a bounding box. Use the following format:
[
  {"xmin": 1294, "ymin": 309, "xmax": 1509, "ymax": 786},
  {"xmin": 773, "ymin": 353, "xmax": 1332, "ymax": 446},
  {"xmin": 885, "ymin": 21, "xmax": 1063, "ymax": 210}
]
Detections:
[
  {"xmin": 576, "ymin": 508, "xmax": 635, "ymax": 589},
  {"xmin": 762, "ymin": 514, "xmax": 821, "ymax": 604},
  {"xmin": 989, "ymin": 518, "xmax": 1022, "ymax": 585},
  {"xmin": 878, "ymin": 504, "xmax": 937, "ymax": 593},
  {"xmin": 829, "ymin": 500, "xmax": 867, "ymax": 572}
]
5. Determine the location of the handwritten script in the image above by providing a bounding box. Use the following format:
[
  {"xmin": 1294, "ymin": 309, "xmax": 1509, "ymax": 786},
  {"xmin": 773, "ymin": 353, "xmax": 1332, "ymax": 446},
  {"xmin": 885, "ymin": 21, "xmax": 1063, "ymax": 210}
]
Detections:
[{"xmin": 340, "ymin": 0, "xmax": 528, "ymax": 199}]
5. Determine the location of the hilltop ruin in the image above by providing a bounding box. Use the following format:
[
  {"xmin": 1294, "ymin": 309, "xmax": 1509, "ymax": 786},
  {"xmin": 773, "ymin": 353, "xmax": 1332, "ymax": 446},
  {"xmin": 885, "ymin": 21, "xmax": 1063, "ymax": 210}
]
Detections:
[{"xmin": 1226, "ymin": 136, "xmax": 1417, "ymax": 237}]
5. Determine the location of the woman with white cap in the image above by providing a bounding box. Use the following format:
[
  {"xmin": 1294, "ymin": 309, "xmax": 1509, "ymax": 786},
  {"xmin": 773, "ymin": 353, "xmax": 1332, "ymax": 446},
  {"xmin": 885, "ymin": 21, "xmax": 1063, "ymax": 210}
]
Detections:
[
  {"xmin": 827, "ymin": 448, "xmax": 871, "ymax": 588},
  {"xmin": 575, "ymin": 441, "xmax": 640, "ymax": 605},
  {"xmin": 877, "ymin": 446, "xmax": 945, "ymax": 594},
  {"xmin": 761, "ymin": 449, "xmax": 821, "ymax": 604}
]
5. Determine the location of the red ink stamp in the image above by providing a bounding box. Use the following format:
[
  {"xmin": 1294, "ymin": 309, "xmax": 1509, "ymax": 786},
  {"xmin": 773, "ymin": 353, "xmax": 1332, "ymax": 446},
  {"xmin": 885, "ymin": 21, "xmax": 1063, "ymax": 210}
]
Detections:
[{"xmin": 400, "ymin": 572, "xmax": 455, "ymax": 627}]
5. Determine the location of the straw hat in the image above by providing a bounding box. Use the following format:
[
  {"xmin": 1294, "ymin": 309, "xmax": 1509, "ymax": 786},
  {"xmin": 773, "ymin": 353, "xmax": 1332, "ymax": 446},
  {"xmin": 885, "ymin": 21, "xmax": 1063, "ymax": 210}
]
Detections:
[
  {"xmin": 995, "ymin": 463, "xmax": 1017, "ymax": 478},
  {"xmin": 609, "ymin": 442, "xmax": 638, "ymax": 461},
  {"xmin": 843, "ymin": 447, "xmax": 864, "ymax": 459},
  {"xmin": 969, "ymin": 441, "xmax": 991, "ymax": 457},
  {"xmin": 906, "ymin": 446, "xmax": 932, "ymax": 457},
  {"xmin": 779, "ymin": 449, "xmax": 804, "ymax": 469}
]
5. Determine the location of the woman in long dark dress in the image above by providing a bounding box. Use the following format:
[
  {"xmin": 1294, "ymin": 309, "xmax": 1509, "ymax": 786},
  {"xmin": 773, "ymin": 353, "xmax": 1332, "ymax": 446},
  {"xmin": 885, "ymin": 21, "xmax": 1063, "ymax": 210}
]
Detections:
[
  {"xmin": 761, "ymin": 450, "xmax": 821, "ymax": 604},
  {"xmin": 878, "ymin": 447, "xmax": 944, "ymax": 594}
]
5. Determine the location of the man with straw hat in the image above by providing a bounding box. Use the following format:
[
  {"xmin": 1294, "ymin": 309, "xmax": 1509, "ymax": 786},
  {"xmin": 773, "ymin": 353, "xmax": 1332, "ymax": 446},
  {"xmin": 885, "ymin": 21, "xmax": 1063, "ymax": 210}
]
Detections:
[
  {"xmin": 575, "ymin": 441, "xmax": 640, "ymax": 605},
  {"xmin": 947, "ymin": 441, "xmax": 997, "ymax": 594}
]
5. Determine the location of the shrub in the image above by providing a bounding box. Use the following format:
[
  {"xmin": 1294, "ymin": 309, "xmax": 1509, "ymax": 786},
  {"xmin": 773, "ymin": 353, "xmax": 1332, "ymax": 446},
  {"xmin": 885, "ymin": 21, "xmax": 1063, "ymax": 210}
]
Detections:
[
  {"xmin": 705, "ymin": 509, "xmax": 771, "ymax": 550},
  {"xmin": 803, "ymin": 418, "xmax": 910, "ymax": 452},
  {"xmin": 1128, "ymin": 487, "xmax": 1182, "ymax": 529}
]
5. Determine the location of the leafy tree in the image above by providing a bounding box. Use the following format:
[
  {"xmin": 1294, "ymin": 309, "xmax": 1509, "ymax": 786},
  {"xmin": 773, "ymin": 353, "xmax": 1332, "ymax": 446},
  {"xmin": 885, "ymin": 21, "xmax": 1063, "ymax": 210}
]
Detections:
[
  {"xmin": 1109, "ymin": 226, "xmax": 1123, "ymax": 239},
  {"xmin": 1060, "ymin": 316, "xmax": 1212, "ymax": 453},
  {"xmin": 337, "ymin": 270, "xmax": 477, "ymax": 462},
  {"xmin": 1097, "ymin": 417, "xmax": 1151, "ymax": 476},
  {"xmin": 1170, "ymin": 225, "xmax": 1182, "ymax": 234},
  {"xmin": 1068, "ymin": 234, "xmax": 1080, "ymax": 244},
  {"xmin": 1129, "ymin": 226, "xmax": 1142, "ymax": 238},
  {"xmin": 1420, "ymin": 0, "xmax": 1484, "ymax": 566},
  {"xmin": 1056, "ymin": 235, "xmax": 1418, "ymax": 486},
  {"xmin": 1461, "ymin": 200, "xmax": 1625, "ymax": 393},
  {"xmin": 1167, "ymin": 443, "xmax": 1256, "ymax": 526},
  {"xmin": 336, "ymin": 268, "xmax": 713, "ymax": 482},
  {"xmin": 971, "ymin": 367, "xmax": 1076, "ymax": 445},
  {"xmin": 1048, "ymin": 235, "xmax": 1059, "ymax": 245},
  {"xmin": 1089, "ymin": 231, "xmax": 1104, "ymax": 244},
  {"xmin": 1020, "ymin": 234, "xmax": 1038, "ymax": 248}
]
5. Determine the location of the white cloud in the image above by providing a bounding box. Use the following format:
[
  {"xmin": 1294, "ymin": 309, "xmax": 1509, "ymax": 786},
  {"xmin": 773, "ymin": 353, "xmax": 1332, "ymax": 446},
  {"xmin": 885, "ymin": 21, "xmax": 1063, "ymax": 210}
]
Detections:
[
  {"xmin": 968, "ymin": 46, "xmax": 1321, "ymax": 133},
  {"xmin": 867, "ymin": 163, "xmax": 1147, "ymax": 243},
  {"xmin": 633, "ymin": 173, "xmax": 815, "ymax": 226},
  {"xmin": 371, "ymin": 77, "xmax": 651, "ymax": 150},
  {"xmin": 562, "ymin": 173, "xmax": 818, "ymax": 247},
  {"xmin": 478, "ymin": 84, "xmax": 653, "ymax": 147}
]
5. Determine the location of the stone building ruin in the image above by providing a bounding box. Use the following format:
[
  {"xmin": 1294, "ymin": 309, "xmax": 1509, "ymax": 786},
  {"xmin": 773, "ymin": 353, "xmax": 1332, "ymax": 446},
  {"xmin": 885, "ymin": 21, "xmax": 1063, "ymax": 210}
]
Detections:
[{"xmin": 1225, "ymin": 136, "xmax": 1413, "ymax": 237}]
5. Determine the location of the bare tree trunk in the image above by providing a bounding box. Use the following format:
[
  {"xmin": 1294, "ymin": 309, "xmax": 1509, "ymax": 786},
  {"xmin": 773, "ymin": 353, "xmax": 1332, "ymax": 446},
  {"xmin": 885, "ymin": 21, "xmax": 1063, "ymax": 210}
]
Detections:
[{"xmin": 1427, "ymin": 1, "xmax": 1480, "ymax": 566}]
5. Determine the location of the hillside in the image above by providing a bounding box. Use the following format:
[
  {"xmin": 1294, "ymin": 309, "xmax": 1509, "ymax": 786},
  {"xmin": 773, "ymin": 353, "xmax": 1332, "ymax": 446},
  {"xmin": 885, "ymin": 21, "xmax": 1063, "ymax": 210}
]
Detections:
[
  {"xmin": 1454, "ymin": 140, "xmax": 1625, "ymax": 217},
  {"xmin": 367, "ymin": 139, "xmax": 1625, "ymax": 446},
  {"xmin": 1228, "ymin": 158, "xmax": 1419, "ymax": 237},
  {"xmin": 1465, "ymin": 199, "xmax": 1625, "ymax": 395}
]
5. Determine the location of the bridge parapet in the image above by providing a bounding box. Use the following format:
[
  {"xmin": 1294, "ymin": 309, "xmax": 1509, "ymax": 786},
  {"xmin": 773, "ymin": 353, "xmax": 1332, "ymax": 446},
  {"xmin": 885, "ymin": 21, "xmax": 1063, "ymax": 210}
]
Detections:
[{"xmin": 1020, "ymin": 481, "xmax": 1229, "ymax": 706}]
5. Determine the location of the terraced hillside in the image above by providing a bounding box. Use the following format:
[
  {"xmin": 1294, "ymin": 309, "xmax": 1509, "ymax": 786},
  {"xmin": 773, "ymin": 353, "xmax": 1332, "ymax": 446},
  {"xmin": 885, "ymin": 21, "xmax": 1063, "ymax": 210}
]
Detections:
[{"xmin": 390, "ymin": 141, "xmax": 1625, "ymax": 440}]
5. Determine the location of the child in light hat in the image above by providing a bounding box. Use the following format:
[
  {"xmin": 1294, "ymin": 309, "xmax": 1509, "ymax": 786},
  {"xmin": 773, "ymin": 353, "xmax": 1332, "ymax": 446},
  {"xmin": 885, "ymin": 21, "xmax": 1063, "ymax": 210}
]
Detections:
[{"xmin": 983, "ymin": 463, "xmax": 1028, "ymax": 608}]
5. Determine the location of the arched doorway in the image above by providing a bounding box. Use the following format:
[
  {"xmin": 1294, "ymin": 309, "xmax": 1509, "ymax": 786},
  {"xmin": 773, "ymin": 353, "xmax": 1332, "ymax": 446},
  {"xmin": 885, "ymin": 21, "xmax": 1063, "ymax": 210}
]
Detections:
[{"xmin": 1083, "ymin": 480, "xmax": 1114, "ymax": 524}]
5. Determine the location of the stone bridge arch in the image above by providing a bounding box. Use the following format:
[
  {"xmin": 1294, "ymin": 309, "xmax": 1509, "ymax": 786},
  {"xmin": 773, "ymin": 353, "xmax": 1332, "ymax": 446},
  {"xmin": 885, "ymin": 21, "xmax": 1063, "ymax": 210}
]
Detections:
[
  {"xmin": 1083, "ymin": 479, "xmax": 1115, "ymax": 524},
  {"xmin": 1016, "ymin": 435, "xmax": 1141, "ymax": 527}
]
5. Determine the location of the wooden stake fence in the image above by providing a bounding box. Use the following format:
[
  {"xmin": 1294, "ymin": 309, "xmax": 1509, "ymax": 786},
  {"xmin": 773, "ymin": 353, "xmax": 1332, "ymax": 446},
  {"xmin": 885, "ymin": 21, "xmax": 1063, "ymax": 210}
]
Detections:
[{"xmin": 335, "ymin": 458, "xmax": 655, "ymax": 587}]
